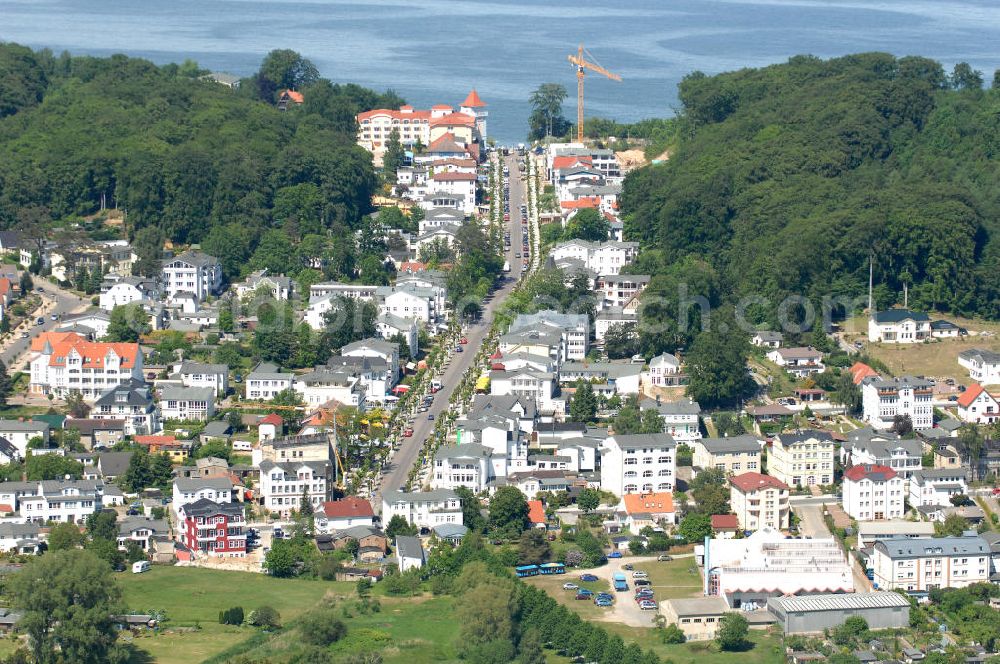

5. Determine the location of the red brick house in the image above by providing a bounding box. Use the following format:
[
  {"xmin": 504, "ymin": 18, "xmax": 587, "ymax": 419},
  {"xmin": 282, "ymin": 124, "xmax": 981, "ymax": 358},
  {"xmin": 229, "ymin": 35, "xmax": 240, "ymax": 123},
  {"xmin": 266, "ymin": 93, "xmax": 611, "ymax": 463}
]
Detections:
[{"xmin": 178, "ymin": 498, "xmax": 246, "ymax": 557}]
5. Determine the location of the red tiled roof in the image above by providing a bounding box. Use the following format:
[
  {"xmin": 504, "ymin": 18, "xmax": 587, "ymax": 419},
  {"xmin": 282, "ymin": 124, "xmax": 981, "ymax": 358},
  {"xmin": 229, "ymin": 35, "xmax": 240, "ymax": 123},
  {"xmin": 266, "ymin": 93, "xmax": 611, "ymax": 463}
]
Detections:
[
  {"xmin": 729, "ymin": 472, "xmax": 788, "ymax": 493},
  {"xmin": 430, "ymin": 112, "xmax": 475, "ymax": 128},
  {"xmin": 527, "ymin": 499, "xmax": 546, "ymax": 524},
  {"xmin": 461, "ymin": 89, "xmax": 486, "ymax": 108},
  {"xmin": 37, "ymin": 331, "xmax": 140, "ymax": 369},
  {"xmin": 553, "ymin": 155, "xmax": 592, "ymax": 170},
  {"xmin": 427, "ymin": 132, "xmax": 467, "ymax": 153},
  {"xmin": 280, "ymin": 90, "xmax": 304, "ymax": 104},
  {"xmin": 844, "ymin": 464, "xmax": 897, "ymax": 482},
  {"xmin": 431, "ymin": 158, "xmax": 477, "ymax": 168},
  {"xmin": 561, "ymin": 196, "xmax": 600, "ymax": 210},
  {"xmin": 622, "ymin": 492, "xmax": 674, "ymax": 515},
  {"xmin": 323, "ymin": 497, "xmax": 374, "ymax": 519},
  {"xmin": 433, "ymin": 171, "xmax": 477, "ymax": 182},
  {"xmin": 259, "ymin": 414, "xmax": 283, "ymax": 426},
  {"xmin": 711, "ymin": 514, "xmax": 739, "ymax": 530},
  {"xmin": 0, "ymin": 278, "xmax": 11, "ymax": 298},
  {"xmin": 357, "ymin": 107, "xmax": 433, "ymax": 122},
  {"xmin": 957, "ymin": 383, "xmax": 988, "ymax": 408},
  {"xmin": 399, "ymin": 261, "xmax": 426, "ymax": 273},
  {"xmin": 849, "ymin": 361, "xmax": 879, "ymax": 385}
]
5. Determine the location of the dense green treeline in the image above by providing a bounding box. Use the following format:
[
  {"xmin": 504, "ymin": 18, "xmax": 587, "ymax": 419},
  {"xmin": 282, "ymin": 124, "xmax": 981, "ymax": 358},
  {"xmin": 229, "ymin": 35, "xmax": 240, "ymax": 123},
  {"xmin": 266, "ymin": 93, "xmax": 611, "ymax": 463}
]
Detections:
[
  {"xmin": 622, "ymin": 53, "xmax": 1000, "ymax": 334},
  {"xmin": 0, "ymin": 44, "xmax": 401, "ymax": 280}
]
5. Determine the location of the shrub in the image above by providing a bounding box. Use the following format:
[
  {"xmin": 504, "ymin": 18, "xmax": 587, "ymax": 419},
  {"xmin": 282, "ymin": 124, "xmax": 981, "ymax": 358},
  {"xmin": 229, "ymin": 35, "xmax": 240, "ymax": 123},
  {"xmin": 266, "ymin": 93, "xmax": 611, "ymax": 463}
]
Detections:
[
  {"xmin": 248, "ymin": 605, "xmax": 281, "ymax": 629},
  {"xmin": 299, "ymin": 608, "xmax": 347, "ymax": 646},
  {"xmin": 219, "ymin": 606, "xmax": 244, "ymax": 625}
]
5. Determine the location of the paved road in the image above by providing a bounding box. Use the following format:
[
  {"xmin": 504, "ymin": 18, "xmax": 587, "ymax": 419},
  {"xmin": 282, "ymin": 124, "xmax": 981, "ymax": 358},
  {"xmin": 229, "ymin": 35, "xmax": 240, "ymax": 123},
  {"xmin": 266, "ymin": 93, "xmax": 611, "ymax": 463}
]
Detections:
[
  {"xmin": 1, "ymin": 273, "xmax": 89, "ymax": 370},
  {"xmin": 375, "ymin": 154, "xmax": 531, "ymax": 507}
]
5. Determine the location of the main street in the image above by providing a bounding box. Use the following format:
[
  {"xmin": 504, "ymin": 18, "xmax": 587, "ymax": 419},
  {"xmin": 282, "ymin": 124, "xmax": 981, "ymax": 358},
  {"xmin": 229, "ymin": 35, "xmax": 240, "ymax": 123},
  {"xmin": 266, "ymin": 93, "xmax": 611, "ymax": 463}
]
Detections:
[
  {"xmin": 375, "ymin": 153, "xmax": 533, "ymax": 506},
  {"xmin": 1, "ymin": 273, "xmax": 91, "ymax": 371}
]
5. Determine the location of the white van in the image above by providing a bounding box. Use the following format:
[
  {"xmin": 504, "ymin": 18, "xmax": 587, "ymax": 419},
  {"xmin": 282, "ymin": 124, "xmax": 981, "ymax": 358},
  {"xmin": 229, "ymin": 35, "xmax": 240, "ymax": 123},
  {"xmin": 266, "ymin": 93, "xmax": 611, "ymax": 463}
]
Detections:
[{"xmin": 132, "ymin": 561, "xmax": 151, "ymax": 574}]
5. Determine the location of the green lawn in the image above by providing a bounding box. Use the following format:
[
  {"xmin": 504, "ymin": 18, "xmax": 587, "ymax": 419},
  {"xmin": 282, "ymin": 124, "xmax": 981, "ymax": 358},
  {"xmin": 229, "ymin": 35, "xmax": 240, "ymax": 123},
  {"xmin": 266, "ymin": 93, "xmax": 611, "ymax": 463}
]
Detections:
[
  {"xmin": 639, "ymin": 556, "xmax": 704, "ymax": 599},
  {"xmin": 604, "ymin": 625, "xmax": 785, "ymax": 664},
  {"xmin": 119, "ymin": 566, "xmax": 352, "ymax": 663}
]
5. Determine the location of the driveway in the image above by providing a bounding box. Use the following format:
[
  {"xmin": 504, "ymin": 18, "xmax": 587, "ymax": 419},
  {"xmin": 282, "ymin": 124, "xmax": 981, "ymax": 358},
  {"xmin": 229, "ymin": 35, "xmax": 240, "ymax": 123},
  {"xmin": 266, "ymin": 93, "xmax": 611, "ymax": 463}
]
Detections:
[
  {"xmin": 588, "ymin": 554, "xmax": 698, "ymax": 627},
  {"xmin": 790, "ymin": 495, "xmax": 872, "ymax": 592}
]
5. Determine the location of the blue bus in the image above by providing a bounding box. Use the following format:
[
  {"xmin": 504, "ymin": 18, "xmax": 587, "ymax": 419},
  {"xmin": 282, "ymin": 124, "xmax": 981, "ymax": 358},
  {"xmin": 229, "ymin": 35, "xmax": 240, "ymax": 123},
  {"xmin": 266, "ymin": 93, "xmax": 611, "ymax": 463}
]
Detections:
[
  {"xmin": 515, "ymin": 565, "xmax": 539, "ymax": 578},
  {"xmin": 613, "ymin": 572, "xmax": 628, "ymax": 592},
  {"xmin": 539, "ymin": 563, "xmax": 565, "ymax": 575}
]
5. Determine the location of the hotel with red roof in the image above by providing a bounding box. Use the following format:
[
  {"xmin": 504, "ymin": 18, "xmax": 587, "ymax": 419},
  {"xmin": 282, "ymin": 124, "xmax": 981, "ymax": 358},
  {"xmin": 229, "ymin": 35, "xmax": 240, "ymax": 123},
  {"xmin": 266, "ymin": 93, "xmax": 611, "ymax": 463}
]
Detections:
[
  {"xmin": 357, "ymin": 89, "xmax": 487, "ymax": 166},
  {"xmin": 29, "ymin": 331, "xmax": 143, "ymax": 400}
]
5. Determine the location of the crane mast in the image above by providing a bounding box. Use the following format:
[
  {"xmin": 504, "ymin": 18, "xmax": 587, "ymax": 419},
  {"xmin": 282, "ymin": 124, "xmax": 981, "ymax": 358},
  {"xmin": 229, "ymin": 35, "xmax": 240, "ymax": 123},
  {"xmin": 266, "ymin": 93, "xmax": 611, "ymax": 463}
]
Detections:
[{"xmin": 567, "ymin": 44, "xmax": 622, "ymax": 143}]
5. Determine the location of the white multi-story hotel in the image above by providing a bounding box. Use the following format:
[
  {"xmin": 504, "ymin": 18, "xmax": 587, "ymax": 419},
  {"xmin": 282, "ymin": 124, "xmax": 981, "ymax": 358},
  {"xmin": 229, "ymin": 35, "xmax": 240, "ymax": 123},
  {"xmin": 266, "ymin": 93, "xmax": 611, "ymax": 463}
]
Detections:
[
  {"xmin": 768, "ymin": 430, "xmax": 836, "ymax": 488},
  {"xmin": 868, "ymin": 309, "xmax": 932, "ymax": 343},
  {"xmin": 257, "ymin": 460, "xmax": 332, "ymax": 519},
  {"xmin": 729, "ymin": 472, "xmax": 790, "ymax": 532},
  {"xmin": 29, "ymin": 332, "xmax": 143, "ymax": 401},
  {"xmin": 171, "ymin": 477, "xmax": 234, "ymax": 518},
  {"xmin": 861, "ymin": 375, "xmax": 934, "ymax": 431},
  {"xmin": 246, "ymin": 362, "xmax": 294, "ymax": 401},
  {"xmin": 431, "ymin": 443, "xmax": 497, "ymax": 493},
  {"xmin": 19, "ymin": 480, "xmax": 104, "ymax": 524},
  {"xmin": 600, "ymin": 432, "xmax": 676, "ymax": 496},
  {"xmin": 550, "ymin": 239, "xmax": 639, "ymax": 276},
  {"xmin": 381, "ymin": 489, "xmax": 464, "ymax": 529},
  {"xmin": 841, "ymin": 464, "xmax": 905, "ymax": 521},
  {"xmin": 509, "ymin": 311, "xmax": 589, "ymax": 362},
  {"xmin": 871, "ymin": 534, "xmax": 990, "ymax": 591},
  {"xmin": 693, "ymin": 435, "xmax": 761, "ymax": 474},
  {"xmin": 161, "ymin": 250, "xmax": 222, "ymax": 301},
  {"xmin": 99, "ymin": 275, "xmax": 159, "ymax": 311},
  {"xmin": 908, "ymin": 469, "xmax": 968, "ymax": 508}
]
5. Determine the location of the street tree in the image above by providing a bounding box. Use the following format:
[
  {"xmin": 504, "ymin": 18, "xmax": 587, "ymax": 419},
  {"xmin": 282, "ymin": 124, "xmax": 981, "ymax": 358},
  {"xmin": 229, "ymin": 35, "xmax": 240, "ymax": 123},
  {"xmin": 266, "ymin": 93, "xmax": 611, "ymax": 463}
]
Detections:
[
  {"xmin": 577, "ymin": 487, "xmax": 600, "ymax": 513},
  {"xmin": 0, "ymin": 359, "xmax": 10, "ymax": 408},
  {"xmin": 10, "ymin": 549, "xmax": 124, "ymax": 664},
  {"xmin": 716, "ymin": 612, "xmax": 749, "ymax": 651}
]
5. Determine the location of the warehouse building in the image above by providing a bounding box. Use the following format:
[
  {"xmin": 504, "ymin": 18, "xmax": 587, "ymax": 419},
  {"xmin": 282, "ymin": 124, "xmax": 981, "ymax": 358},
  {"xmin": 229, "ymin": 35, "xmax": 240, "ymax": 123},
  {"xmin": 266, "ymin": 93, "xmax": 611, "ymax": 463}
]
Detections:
[
  {"xmin": 767, "ymin": 592, "xmax": 911, "ymax": 634},
  {"xmin": 660, "ymin": 596, "xmax": 731, "ymax": 641}
]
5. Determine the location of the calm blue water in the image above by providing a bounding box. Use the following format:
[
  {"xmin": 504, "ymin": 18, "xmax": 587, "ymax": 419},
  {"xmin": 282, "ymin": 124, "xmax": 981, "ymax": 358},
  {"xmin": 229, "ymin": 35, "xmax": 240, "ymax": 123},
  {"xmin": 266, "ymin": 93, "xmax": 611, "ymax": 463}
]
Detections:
[{"xmin": 4, "ymin": 0, "xmax": 1000, "ymax": 142}]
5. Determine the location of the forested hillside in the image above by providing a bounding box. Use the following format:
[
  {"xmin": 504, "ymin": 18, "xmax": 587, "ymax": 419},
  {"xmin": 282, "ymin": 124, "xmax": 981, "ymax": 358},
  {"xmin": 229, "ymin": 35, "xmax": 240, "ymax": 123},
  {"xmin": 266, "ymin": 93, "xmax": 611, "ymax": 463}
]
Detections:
[
  {"xmin": 622, "ymin": 53, "xmax": 1000, "ymax": 341},
  {"xmin": 0, "ymin": 43, "xmax": 400, "ymax": 281}
]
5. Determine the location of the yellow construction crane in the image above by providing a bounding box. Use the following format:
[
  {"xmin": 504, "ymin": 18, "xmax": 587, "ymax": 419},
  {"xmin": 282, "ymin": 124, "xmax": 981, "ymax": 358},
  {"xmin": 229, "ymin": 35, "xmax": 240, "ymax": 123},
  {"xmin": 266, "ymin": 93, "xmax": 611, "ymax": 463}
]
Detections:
[{"xmin": 567, "ymin": 43, "xmax": 622, "ymax": 143}]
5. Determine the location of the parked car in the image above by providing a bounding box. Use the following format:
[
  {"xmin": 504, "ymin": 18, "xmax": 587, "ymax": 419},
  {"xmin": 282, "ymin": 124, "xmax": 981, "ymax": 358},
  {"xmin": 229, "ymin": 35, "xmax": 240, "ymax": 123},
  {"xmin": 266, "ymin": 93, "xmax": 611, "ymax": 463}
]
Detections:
[
  {"xmin": 632, "ymin": 571, "xmax": 647, "ymax": 579},
  {"xmin": 623, "ymin": 563, "xmax": 634, "ymax": 571},
  {"xmin": 656, "ymin": 554, "xmax": 673, "ymax": 562},
  {"xmin": 575, "ymin": 588, "xmax": 594, "ymax": 597},
  {"xmin": 562, "ymin": 582, "xmax": 579, "ymax": 590},
  {"xmin": 403, "ymin": 428, "xmax": 414, "ymax": 437},
  {"xmin": 607, "ymin": 551, "xmax": 622, "ymax": 558},
  {"xmin": 459, "ymin": 337, "xmax": 468, "ymax": 344},
  {"xmin": 455, "ymin": 345, "xmax": 463, "ymax": 353},
  {"xmin": 639, "ymin": 599, "xmax": 657, "ymax": 610},
  {"xmin": 579, "ymin": 574, "xmax": 599, "ymax": 582},
  {"xmin": 427, "ymin": 413, "xmax": 435, "ymax": 420},
  {"xmin": 20, "ymin": 331, "xmax": 28, "ymax": 339},
  {"xmin": 574, "ymin": 592, "xmax": 591, "ymax": 600},
  {"xmin": 36, "ymin": 317, "xmax": 44, "ymax": 325},
  {"xmin": 595, "ymin": 598, "xmax": 613, "ymax": 607},
  {"xmin": 634, "ymin": 578, "xmax": 652, "ymax": 587}
]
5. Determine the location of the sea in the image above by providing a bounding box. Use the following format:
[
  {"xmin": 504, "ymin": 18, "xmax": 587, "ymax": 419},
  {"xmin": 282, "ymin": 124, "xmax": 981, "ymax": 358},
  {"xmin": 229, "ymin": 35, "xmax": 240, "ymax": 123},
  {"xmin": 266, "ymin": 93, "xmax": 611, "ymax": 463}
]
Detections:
[{"xmin": 4, "ymin": 0, "xmax": 1000, "ymax": 143}]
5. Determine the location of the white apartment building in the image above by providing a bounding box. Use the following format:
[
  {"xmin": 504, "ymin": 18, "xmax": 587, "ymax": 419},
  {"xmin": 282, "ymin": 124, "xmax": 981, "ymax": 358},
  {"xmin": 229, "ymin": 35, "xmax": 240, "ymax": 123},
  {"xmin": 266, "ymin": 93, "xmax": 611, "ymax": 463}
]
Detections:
[
  {"xmin": 729, "ymin": 472, "xmax": 790, "ymax": 532},
  {"xmin": 342, "ymin": 338, "xmax": 400, "ymax": 384},
  {"xmin": 489, "ymin": 369, "xmax": 556, "ymax": 412},
  {"xmin": 325, "ymin": 354, "xmax": 392, "ymax": 405},
  {"xmin": 594, "ymin": 307, "xmax": 637, "ymax": 343},
  {"xmin": 257, "ymin": 460, "xmax": 331, "ymax": 518},
  {"xmin": 159, "ymin": 386, "xmax": 215, "ymax": 422},
  {"xmin": 861, "ymin": 375, "xmax": 935, "ymax": 431},
  {"xmin": 432, "ymin": 443, "xmax": 497, "ymax": 493},
  {"xmin": 768, "ymin": 430, "xmax": 836, "ymax": 488},
  {"xmin": 171, "ymin": 477, "xmax": 234, "ymax": 517},
  {"xmin": 309, "ymin": 282, "xmax": 378, "ymax": 302},
  {"xmin": 509, "ymin": 311, "xmax": 589, "ymax": 361},
  {"xmin": 957, "ymin": 384, "xmax": 1000, "ymax": 425},
  {"xmin": 376, "ymin": 313, "xmax": 419, "ymax": 357},
  {"xmin": 957, "ymin": 348, "xmax": 1000, "ymax": 385},
  {"xmin": 29, "ymin": 333, "xmax": 144, "ymax": 401},
  {"xmin": 872, "ymin": 534, "xmax": 990, "ymax": 591},
  {"xmin": 92, "ymin": 380, "xmax": 159, "ymax": 436},
  {"xmin": 419, "ymin": 207, "xmax": 465, "ymax": 232},
  {"xmin": 0, "ymin": 421, "xmax": 50, "ymax": 460},
  {"xmin": 595, "ymin": 274, "xmax": 650, "ymax": 310},
  {"xmin": 246, "ymin": 362, "xmax": 293, "ymax": 400},
  {"xmin": 842, "ymin": 464, "xmax": 905, "ymax": 521},
  {"xmin": 381, "ymin": 488, "xmax": 464, "ymax": 529},
  {"xmin": 908, "ymin": 469, "xmax": 968, "ymax": 508},
  {"xmin": 868, "ymin": 309, "xmax": 932, "ymax": 343},
  {"xmin": 99, "ymin": 276, "xmax": 159, "ymax": 312},
  {"xmin": 693, "ymin": 435, "xmax": 761, "ymax": 474},
  {"xmin": 640, "ymin": 398, "xmax": 702, "ymax": 443},
  {"xmin": 840, "ymin": 428, "xmax": 923, "ymax": 480},
  {"xmin": 704, "ymin": 528, "xmax": 852, "ymax": 607},
  {"xmin": 253, "ymin": 432, "xmax": 333, "ymax": 466},
  {"xmin": 20, "ymin": 480, "xmax": 103, "ymax": 524},
  {"xmin": 377, "ymin": 284, "xmax": 440, "ymax": 325},
  {"xmin": 234, "ymin": 270, "xmax": 291, "ymax": 301},
  {"xmin": 600, "ymin": 432, "xmax": 676, "ymax": 496},
  {"xmin": 176, "ymin": 361, "xmax": 228, "ymax": 395},
  {"xmin": 161, "ymin": 250, "xmax": 222, "ymax": 301},
  {"xmin": 648, "ymin": 353, "xmax": 684, "ymax": 387},
  {"xmin": 293, "ymin": 368, "xmax": 365, "ymax": 408},
  {"xmin": 766, "ymin": 347, "xmax": 825, "ymax": 378},
  {"xmin": 550, "ymin": 239, "xmax": 639, "ymax": 276}
]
